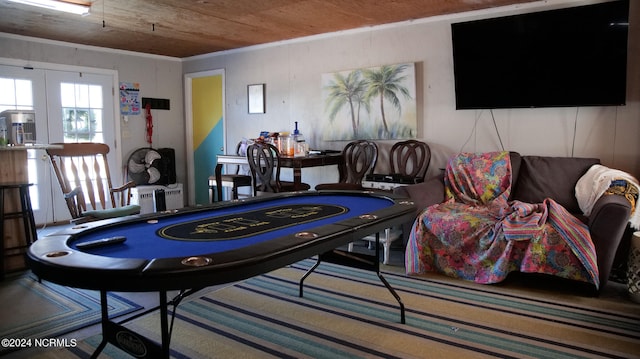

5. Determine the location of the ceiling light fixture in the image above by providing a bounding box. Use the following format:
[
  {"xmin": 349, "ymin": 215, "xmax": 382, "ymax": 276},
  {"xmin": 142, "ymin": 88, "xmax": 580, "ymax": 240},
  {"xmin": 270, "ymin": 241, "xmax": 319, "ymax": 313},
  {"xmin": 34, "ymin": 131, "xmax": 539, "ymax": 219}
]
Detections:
[{"xmin": 8, "ymin": 0, "xmax": 91, "ymax": 15}]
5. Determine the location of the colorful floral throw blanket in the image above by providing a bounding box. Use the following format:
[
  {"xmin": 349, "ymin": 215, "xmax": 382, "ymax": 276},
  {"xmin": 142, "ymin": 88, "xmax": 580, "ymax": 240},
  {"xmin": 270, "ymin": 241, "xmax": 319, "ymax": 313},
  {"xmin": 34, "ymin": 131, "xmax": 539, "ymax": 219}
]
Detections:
[{"xmin": 405, "ymin": 151, "xmax": 600, "ymax": 289}]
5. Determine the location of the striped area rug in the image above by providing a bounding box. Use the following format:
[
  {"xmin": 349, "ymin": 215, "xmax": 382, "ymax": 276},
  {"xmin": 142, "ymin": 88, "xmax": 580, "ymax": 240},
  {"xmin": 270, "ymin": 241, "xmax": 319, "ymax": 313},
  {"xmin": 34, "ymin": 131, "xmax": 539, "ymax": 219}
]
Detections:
[
  {"xmin": 0, "ymin": 274, "xmax": 142, "ymax": 356},
  {"xmin": 41, "ymin": 259, "xmax": 640, "ymax": 358}
]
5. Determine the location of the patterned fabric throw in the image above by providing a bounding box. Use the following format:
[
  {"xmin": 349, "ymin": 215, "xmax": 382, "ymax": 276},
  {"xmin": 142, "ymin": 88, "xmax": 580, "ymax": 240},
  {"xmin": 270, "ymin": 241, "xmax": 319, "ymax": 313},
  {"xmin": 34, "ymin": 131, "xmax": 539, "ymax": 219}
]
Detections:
[
  {"xmin": 605, "ymin": 179, "xmax": 638, "ymax": 214},
  {"xmin": 406, "ymin": 151, "xmax": 599, "ymax": 288}
]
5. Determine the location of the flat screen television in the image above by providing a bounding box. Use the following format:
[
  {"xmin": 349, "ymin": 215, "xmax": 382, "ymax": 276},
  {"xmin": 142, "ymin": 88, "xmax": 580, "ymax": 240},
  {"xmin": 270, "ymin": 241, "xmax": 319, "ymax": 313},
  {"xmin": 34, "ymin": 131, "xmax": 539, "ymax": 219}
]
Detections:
[{"xmin": 451, "ymin": 0, "xmax": 629, "ymax": 110}]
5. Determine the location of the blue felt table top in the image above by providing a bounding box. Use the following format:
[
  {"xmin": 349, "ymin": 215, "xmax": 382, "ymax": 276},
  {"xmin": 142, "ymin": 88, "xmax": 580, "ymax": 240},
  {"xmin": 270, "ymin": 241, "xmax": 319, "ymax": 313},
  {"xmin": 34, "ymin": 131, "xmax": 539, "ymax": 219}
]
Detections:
[{"xmin": 71, "ymin": 194, "xmax": 393, "ymax": 260}]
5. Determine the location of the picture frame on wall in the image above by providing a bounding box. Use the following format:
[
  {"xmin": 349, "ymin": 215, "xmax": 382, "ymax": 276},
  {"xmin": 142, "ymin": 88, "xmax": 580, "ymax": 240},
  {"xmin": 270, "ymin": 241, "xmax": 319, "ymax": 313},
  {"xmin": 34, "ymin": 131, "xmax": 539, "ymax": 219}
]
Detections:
[
  {"xmin": 320, "ymin": 63, "xmax": 417, "ymax": 140},
  {"xmin": 248, "ymin": 84, "xmax": 266, "ymax": 114}
]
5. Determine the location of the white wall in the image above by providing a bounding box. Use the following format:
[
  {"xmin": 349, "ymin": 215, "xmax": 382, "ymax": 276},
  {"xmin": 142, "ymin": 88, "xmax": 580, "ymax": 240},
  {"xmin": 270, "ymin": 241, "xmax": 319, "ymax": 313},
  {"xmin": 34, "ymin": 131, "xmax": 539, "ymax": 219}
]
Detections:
[
  {"xmin": 0, "ymin": 35, "xmax": 187, "ymax": 188},
  {"xmin": 182, "ymin": 0, "xmax": 640, "ymax": 187},
  {"xmin": 1, "ymin": 0, "xmax": 638, "ymax": 198}
]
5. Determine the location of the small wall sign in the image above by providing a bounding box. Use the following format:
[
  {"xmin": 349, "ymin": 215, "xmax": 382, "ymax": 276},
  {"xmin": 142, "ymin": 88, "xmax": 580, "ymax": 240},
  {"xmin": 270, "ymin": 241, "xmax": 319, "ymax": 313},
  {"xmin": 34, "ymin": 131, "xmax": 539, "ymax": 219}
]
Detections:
[{"xmin": 248, "ymin": 84, "xmax": 265, "ymax": 114}]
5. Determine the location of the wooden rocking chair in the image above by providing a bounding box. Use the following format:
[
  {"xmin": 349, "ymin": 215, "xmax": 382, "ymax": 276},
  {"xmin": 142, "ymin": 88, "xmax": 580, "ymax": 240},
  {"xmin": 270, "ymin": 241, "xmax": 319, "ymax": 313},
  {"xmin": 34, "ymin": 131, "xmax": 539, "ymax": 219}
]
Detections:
[{"xmin": 46, "ymin": 142, "xmax": 140, "ymax": 223}]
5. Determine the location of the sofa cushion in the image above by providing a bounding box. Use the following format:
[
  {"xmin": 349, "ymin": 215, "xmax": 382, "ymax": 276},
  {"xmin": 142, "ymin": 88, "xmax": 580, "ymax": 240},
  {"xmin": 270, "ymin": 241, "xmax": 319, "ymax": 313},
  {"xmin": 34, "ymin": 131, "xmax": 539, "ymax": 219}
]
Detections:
[
  {"xmin": 511, "ymin": 156, "xmax": 599, "ymax": 213},
  {"xmin": 509, "ymin": 152, "xmax": 522, "ymax": 187}
]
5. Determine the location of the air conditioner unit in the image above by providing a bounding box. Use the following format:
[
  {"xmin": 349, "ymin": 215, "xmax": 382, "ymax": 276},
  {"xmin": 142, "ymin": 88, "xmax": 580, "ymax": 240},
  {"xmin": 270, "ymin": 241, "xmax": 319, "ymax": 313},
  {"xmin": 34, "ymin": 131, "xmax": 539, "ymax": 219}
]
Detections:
[{"xmin": 130, "ymin": 183, "xmax": 183, "ymax": 214}]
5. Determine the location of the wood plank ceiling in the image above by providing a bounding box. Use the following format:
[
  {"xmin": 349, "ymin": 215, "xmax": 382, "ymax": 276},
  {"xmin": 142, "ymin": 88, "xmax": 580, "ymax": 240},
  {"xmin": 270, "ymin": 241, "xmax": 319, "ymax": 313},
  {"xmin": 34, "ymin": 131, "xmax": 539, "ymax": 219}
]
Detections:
[{"xmin": 0, "ymin": 0, "xmax": 536, "ymax": 58}]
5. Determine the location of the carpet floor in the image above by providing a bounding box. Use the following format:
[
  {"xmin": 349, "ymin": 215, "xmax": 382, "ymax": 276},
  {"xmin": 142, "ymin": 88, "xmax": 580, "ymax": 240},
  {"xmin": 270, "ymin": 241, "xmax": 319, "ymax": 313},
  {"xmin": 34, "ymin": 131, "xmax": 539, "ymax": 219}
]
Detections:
[
  {"xmin": 14, "ymin": 259, "xmax": 640, "ymax": 358},
  {"xmin": 0, "ymin": 273, "xmax": 142, "ymax": 356}
]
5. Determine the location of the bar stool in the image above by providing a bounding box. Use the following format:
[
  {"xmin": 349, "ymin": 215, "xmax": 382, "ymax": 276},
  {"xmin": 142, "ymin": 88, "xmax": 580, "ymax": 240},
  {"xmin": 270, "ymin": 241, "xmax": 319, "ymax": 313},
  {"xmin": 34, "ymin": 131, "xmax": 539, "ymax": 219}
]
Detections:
[
  {"xmin": 1, "ymin": 182, "xmax": 37, "ymax": 279},
  {"xmin": 208, "ymin": 163, "xmax": 253, "ymax": 202},
  {"xmin": 209, "ymin": 142, "xmax": 253, "ymax": 202}
]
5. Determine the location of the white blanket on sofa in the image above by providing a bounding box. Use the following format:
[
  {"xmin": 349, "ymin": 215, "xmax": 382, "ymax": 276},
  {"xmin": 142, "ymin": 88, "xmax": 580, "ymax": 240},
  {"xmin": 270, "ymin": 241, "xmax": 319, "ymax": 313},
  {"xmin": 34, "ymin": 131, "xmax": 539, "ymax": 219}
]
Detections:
[{"xmin": 575, "ymin": 164, "xmax": 640, "ymax": 230}]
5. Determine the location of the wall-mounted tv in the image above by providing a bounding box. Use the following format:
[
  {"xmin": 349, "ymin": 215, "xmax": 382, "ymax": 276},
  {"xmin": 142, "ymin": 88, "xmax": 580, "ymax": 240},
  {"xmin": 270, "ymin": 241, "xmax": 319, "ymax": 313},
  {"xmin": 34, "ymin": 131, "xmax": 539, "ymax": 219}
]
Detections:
[{"xmin": 451, "ymin": 0, "xmax": 629, "ymax": 110}]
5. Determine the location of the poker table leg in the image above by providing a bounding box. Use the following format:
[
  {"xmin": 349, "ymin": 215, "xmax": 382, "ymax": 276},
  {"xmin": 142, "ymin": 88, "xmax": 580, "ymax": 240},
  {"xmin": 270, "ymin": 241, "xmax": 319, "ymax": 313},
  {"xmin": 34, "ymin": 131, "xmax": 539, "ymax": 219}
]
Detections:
[
  {"xmin": 159, "ymin": 291, "xmax": 171, "ymax": 357},
  {"xmin": 374, "ymin": 233, "xmax": 406, "ymax": 324},
  {"xmin": 91, "ymin": 291, "xmax": 109, "ymax": 359},
  {"xmin": 298, "ymin": 234, "xmax": 406, "ymax": 324},
  {"xmin": 377, "ymin": 273, "xmax": 406, "ymax": 324},
  {"xmin": 298, "ymin": 256, "xmax": 321, "ymax": 297},
  {"xmin": 91, "ymin": 290, "xmax": 172, "ymax": 358}
]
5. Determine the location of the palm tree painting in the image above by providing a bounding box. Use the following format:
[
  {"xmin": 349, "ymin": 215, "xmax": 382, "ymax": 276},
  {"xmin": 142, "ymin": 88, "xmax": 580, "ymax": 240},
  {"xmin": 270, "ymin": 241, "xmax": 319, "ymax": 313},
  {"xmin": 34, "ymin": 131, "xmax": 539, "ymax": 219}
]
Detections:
[{"xmin": 322, "ymin": 63, "xmax": 416, "ymax": 140}]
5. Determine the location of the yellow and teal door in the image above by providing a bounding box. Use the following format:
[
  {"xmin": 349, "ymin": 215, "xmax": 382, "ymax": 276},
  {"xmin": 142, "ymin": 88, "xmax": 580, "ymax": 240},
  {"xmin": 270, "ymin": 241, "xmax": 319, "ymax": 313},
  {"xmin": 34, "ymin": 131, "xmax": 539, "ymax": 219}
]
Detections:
[{"xmin": 185, "ymin": 70, "xmax": 225, "ymax": 205}]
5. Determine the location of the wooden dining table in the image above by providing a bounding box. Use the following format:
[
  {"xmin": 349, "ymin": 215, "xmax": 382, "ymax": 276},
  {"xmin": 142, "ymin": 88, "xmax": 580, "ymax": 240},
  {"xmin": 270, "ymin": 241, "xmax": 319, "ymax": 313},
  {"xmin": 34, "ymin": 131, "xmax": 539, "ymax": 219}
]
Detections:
[{"xmin": 216, "ymin": 152, "xmax": 344, "ymax": 191}]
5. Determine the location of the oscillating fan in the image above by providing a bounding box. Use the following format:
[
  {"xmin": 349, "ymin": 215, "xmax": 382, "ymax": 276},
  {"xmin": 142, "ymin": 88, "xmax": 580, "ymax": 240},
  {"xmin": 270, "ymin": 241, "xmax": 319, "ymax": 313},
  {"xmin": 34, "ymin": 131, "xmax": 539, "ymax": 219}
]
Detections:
[{"xmin": 127, "ymin": 147, "xmax": 162, "ymax": 185}]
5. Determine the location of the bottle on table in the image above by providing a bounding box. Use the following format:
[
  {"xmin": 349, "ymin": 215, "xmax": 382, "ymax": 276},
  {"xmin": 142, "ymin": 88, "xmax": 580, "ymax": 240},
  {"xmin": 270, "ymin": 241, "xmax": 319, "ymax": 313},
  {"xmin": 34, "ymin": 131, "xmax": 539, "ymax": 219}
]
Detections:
[{"xmin": 292, "ymin": 121, "xmax": 308, "ymax": 157}]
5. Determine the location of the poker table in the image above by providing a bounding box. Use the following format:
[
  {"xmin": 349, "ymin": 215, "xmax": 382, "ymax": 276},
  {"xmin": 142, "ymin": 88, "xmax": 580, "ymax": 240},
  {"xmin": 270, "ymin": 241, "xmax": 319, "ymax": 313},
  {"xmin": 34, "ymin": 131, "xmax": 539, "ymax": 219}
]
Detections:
[{"xmin": 27, "ymin": 190, "xmax": 415, "ymax": 358}]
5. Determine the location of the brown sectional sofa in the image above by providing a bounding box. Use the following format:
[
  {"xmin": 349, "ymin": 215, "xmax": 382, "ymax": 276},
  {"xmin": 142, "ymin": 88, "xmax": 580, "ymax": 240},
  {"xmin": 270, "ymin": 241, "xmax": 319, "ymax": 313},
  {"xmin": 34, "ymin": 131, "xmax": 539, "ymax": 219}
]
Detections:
[{"xmin": 394, "ymin": 152, "xmax": 633, "ymax": 289}]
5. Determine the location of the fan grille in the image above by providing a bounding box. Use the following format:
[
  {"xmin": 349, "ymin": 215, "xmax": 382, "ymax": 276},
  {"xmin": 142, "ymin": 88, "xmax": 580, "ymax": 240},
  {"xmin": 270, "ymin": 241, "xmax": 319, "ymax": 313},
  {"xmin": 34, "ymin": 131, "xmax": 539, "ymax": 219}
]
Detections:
[{"xmin": 127, "ymin": 148, "xmax": 162, "ymax": 185}]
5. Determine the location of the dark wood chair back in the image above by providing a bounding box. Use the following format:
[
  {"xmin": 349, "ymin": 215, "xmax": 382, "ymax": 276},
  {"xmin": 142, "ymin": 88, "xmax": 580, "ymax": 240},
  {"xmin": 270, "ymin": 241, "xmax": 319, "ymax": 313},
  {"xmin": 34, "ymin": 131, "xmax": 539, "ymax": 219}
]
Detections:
[
  {"xmin": 246, "ymin": 142, "xmax": 280, "ymax": 195},
  {"xmin": 340, "ymin": 140, "xmax": 379, "ymax": 185},
  {"xmin": 315, "ymin": 140, "xmax": 378, "ymax": 190},
  {"xmin": 389, "ymin": 140, "xmax": 431, "ymax": 183},
  {"xmin": 46, "ymin": 142, "xmax": 137, "ymax": 220}
]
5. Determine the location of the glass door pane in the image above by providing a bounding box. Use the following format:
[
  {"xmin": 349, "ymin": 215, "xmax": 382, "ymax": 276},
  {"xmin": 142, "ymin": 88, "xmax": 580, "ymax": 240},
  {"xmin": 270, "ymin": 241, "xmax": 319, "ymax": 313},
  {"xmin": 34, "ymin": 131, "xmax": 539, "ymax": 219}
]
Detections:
[
  {"xmin": 1, "ymin": 66, "xmax": 117, "ymax": 224},
  {"xmin": 46, "ymin": 70, "xmax": 116, "ymax": 222},
  {"xmin": 60, "ymin": 82, "xmax": 105, "ymax": 143},
  {"xmin": 0, "ymin": 65, "xmax": 49, "ymax": 224}
]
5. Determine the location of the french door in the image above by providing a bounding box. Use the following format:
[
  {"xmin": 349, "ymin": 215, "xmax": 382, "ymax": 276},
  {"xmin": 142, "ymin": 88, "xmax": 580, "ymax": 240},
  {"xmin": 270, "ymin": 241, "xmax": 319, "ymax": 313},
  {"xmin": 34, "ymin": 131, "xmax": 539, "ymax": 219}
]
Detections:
[
  {"xmin": 45, "ymin": 70, "xmax": 117, "ymax": 222},
  {"xmin": 0, "ymin": 64, "xmax": 118, "ymax": 224}
]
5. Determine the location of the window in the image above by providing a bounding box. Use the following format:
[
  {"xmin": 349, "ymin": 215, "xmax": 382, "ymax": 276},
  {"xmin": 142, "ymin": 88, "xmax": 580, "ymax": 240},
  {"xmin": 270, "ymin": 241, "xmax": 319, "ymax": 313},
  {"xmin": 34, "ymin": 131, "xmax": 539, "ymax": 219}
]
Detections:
[
  {"xmin": 0, "ymin": 77, "xmax": 33, "ymax": 111},
  {"xmin": 60, "ymin": 83, "xmax": 104, "ymax": 143},
  {"xmin": 1, "ymin": 65, "xmax": 117, "ymax": 223},
  {"xmin": 0, "ymin": 76, "xmax": 40, "ymax": 210}
]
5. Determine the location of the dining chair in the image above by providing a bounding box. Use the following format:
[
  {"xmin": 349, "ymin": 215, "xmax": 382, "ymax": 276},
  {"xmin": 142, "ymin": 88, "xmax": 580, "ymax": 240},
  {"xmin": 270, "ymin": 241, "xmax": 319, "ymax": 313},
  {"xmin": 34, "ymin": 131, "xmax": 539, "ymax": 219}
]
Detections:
[
  {"xmin": 246, "ymin": 142, "xmax": 310, "ymax": 195},
  {"xmin": 315, "ymin": 140, "xmax": 378, "ymax": 190},
  {"xmin": 46, "ymin": 142, "xmax": 140, "ymax": 223},
  {"xmin": 210, "ymin": 141, "xmax": 253, "ymax": 202},
  {"xmin": 389, "ymin": 139, "xmax": 431, "ymax": 183}
]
